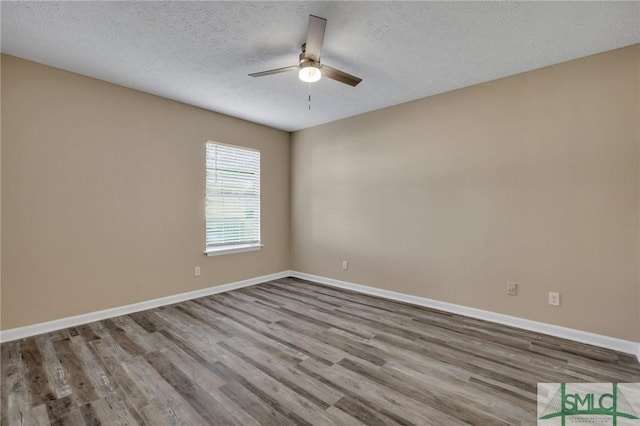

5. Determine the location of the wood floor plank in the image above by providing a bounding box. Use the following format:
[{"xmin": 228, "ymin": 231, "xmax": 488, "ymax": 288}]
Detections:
[
  {"xmin": 261, "ymin": 284, "xmax": 346, "ymax": 311},
  {"xmin": 90, "ymin": 394, "xmax": 141, "ymax": 426},
  {"xmin": 154, "ymin": 342, "xmax": 226, "ymax": 392},
  {"xmin": 203, "ymin": 387, "xmax": 263, "ymax": 426},
  {"xmin": 101, "ymin": 320, "xmax": 146, "ymax": 358},
  {"xmin": 277, "ymin": 303, "xmax": 376, "ymax": 339},
  {"xmin": 3, "ymin": 277, "xmax": 639, "ymax": 425},
  {"xmin": 248, "ymin": 286, "xmax": 340, "ymax": 311},
  {"xmin": 45, "ymin": 395, "xmax": 76, "ymax": 423},
  {"xmin": 87, "ymin": 322, "xmax": 112, "ymax": 340},
  {"xmin": 153, "ymin": 308, "xmax": 223, "ymax": 349},
  {"xmin": 68, "ymin": 338, "xmax": 115, "ymax": 398},
  {"xmin": 78, "ymin": 401, "xmax": 102, "ymax": 425},
  {"xmin": 355, "ymin": 357, "xmax": 529, "ymax": 425},
  {"xmin": 143, "ymin": 351, "xmax": 238, "ymax": 426},
  {"xmin": 296, "ymin": 359, "xmax": 414, "ymax": 425},
  {"xmin": 30, "ymin": 404, "xmax": 50, "ymax": 426},
  {"xmin": 332, "ymin": 396, "xmax": 393, "ymax": 426},
  {"xmin": 262, "ymin": 320, "xmax": 349, "ymax": 365},
  {"xmin": 35, "ymin": 336, "xmax": 73, "ymax": 402},
  {"xmin": 21, "ymin": 339, "xmax": 57, "ymax": 406},
  {"xmin": 323, "ymin": 405, "xmax": 368, "ymax": 426},
  {"xmin": 297, "ymin": 358, "xmax": 467, "ymax": 426},
  {"xmin": 216, "ymin": 293, "xmax": 284, "ymax": 323},
  {"xmin": 213, "ymin": 343, "xmax": 338, "ymax": 426},
  {"xmin": 52, "ymin": 339, "xmax": 100, "ymax": 406},
  {"xmin": 128, "ymin": 312, "xmax": 159, "ymax": 334},
  {"xmin": 373, "ymin": 331, "xmax": 538, "ymax": 393},
  {"xmin": 195, "ymin": 298, "xmax": 325, "ymax": 364},
  {"xmin": 172, "ymin": 304, "xmax": 233, "ymax": 339},
  {"xmin": 2, "ymin": 342, "xmax": 27, "ymax": 425},
  {"xmin": 219, "ymin": 339, "xmax": 340, "ymax": 408},
  {"xmin": 154, "ymin": 330, "xmax": 224, "ymax": 377},
  {"xmin": 120, "ymin": 357, "xmax": 206, "ymax": 425},
  {"xmin": 88, "ymin": 338, "xmax": 150, "ymax": 420},
  {"xmin": 219, "ymin": 380, "xmax": 297, "ymax": 426},
  {"xmin": 49, "ymin": 406, "xmax": 85, "ymax": 426},
  {"xmin": 223, "ymin": 336, "xmax": 344, "ymax": 406},
  {"xmin": 108, "ymin": 316, "xmax": 162, "ymax": 354}
]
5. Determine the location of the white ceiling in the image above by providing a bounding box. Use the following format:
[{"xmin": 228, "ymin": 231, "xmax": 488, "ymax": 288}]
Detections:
[{"xmin": 2, "ymin": 1, "xmax": 639, "ymax": 132}]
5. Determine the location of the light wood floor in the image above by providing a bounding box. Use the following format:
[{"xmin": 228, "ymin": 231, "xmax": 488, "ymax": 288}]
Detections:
[{"xmin": 2, "ymin": 277, "xmax": 639, "ymax": 425}]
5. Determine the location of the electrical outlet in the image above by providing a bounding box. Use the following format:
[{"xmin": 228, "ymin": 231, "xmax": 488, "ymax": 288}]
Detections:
[
  {"xmin": 342, "ymin": 260, "xmax": 348, "ymax": 270},
  {"xmin": 194, "ymin": 266, "xmax": 201, "ymax": 277},
  {"xmin": 507, "ymin": 282, "xmax": 517, "ymax": 296},
  {"xmin": 548, "ymin": 291, "xmax": 560, "ymax": 306}
]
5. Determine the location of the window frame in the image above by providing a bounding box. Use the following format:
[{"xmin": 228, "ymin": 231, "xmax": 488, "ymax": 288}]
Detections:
[{"xmin": 204, "ymin": 141, "xmax": 262, "ymax": 257}]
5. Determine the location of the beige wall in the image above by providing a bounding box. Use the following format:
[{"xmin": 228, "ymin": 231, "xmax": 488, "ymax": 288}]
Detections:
[
  {"xmin": 292, "ymin": 45, "xmax": 640, "ymax": 341},
  {"xmin": 0, "ymin": 55, "xmax": 3, "ymax": 330},
  {"xmin": 3, "ymin": 46, "xmax": 639, "ymax": 341},
  {"xmin": 1, "ymin": 55, "xmax": 291, "ymax": 329}
]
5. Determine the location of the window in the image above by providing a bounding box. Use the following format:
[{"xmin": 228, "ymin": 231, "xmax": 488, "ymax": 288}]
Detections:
[{"xmin": 205, "ymin": 142, "xmax": 261, "ymax": 255}]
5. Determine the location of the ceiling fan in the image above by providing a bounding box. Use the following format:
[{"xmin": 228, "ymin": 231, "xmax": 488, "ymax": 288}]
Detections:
[{"xmin": 249, "ymin": 15, "xmax": 362, "ymax": 87}]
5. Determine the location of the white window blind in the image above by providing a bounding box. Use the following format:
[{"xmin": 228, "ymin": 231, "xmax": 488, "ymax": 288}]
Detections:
[{"xmin": 205, "ymin": 142, "xmax": 260, "ymax": 253}]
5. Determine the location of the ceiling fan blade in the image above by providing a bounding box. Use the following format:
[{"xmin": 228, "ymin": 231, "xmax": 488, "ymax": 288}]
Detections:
[
  {"xmin": 304, "ymin": 15, "xmax": 327, "ymax": 62},
  {"xmin": 249, "ymin": 65, "xmax": 299, "ymax": 78},
  {"xmin": 320, "ymin": 65, "xmax": 362, "ymax": 87}
]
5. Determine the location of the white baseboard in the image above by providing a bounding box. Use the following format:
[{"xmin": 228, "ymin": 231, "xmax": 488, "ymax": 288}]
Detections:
[
  {"xmin": 289, "ymin": 271, "xmax": 640, "ymax": 361},
  {"xmin": 0, "ymin": 270, "xmax": 291, "ymax": 343}
]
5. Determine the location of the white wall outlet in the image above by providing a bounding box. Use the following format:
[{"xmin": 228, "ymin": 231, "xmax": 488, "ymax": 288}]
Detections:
[
  {"xmin": 194, "ymin": 266, "xmax": 201, "ymax": 277},
  {"xmin": 342, "ymin": 260, "xmax": 348, "ymax": 270},
  {"xmin": 507, "ymin": 282, "xmax": 518, "ymax": 296},
  {"xmin": 548, "ymin": 291, "xmax": 560, "ymax": 306}
]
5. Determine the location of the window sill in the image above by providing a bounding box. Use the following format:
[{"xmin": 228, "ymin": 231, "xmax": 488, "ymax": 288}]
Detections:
[{"xmin": 205, "ymin": 243, "xmax": 263, "ymax": 257}]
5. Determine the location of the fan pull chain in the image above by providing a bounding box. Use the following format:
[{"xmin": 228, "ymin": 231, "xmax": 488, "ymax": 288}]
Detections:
[{"xmin": 308, "ymin": 82, "xmax": 312, "ymax": 110}]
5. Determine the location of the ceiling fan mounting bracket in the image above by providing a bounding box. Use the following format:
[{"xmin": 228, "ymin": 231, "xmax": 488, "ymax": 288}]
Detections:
[{"xmin": 299, "ymin": 55, "xmax": 318, "ymax": 66}]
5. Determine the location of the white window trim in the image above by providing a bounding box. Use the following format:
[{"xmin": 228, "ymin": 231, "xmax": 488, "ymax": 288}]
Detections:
[{"xmin": 205, "ymin": 243, "xmax": 263, "ymax": 257}]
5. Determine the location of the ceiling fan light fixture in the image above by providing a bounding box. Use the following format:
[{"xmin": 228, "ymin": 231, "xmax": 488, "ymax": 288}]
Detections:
[{"xmin": 299, "ymin": 61, "xmax": 321, "ymax": 83}]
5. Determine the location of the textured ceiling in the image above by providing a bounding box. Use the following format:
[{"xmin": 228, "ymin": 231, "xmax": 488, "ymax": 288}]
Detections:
[{"xmin": 2, "ymin": 1, "xmax": 639, "ymax": 132}]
